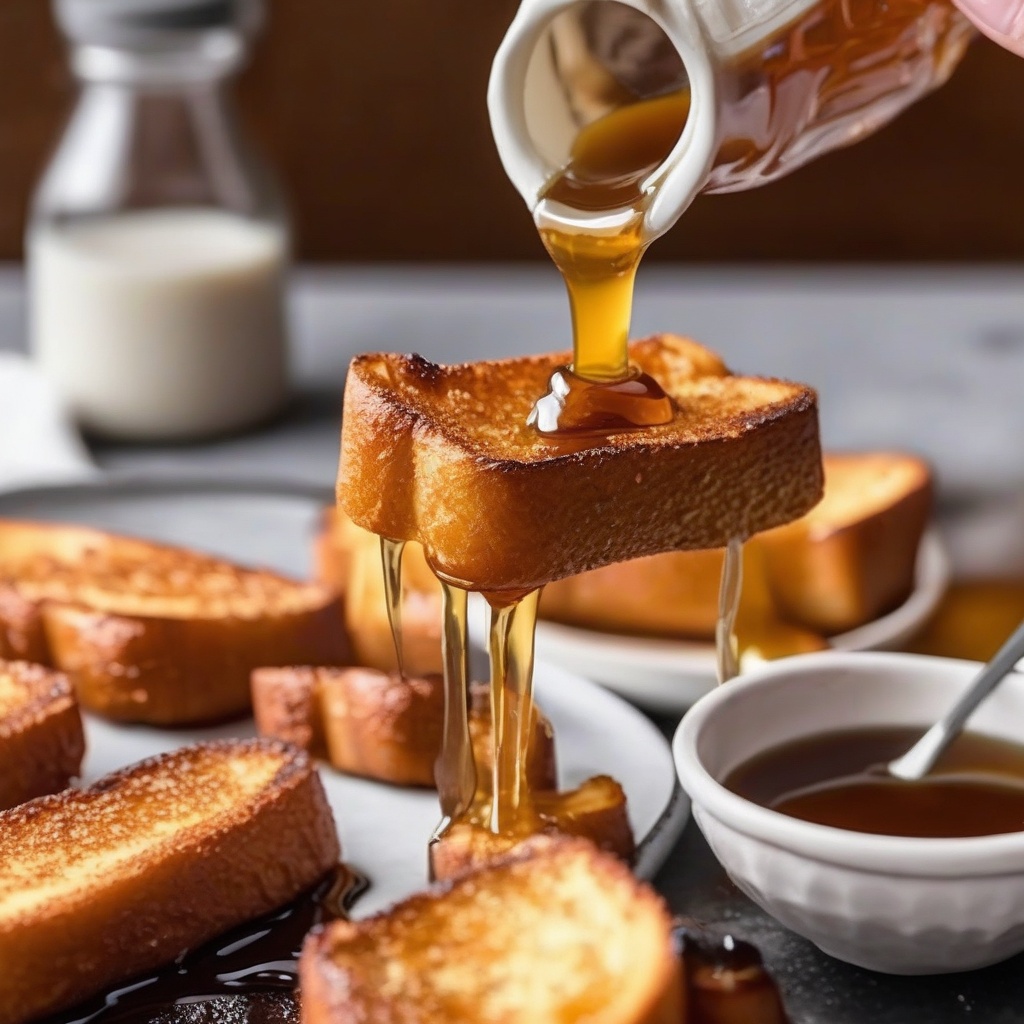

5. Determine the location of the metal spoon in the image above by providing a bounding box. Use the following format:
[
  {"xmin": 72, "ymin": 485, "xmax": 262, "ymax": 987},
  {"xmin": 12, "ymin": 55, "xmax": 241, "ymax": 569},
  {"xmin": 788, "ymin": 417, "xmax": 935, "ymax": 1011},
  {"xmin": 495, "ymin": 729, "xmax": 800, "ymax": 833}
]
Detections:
[{"xmin": 888, "ymin": 618, "xmax": 1024, "ymax": 781}]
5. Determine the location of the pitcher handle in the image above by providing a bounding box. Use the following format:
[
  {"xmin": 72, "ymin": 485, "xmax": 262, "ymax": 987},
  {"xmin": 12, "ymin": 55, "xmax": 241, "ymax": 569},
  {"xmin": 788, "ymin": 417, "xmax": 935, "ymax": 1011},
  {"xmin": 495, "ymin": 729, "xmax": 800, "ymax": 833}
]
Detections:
[{"xmin": 487, "ymin": 0, "xmax": 718, "ymax": 242}]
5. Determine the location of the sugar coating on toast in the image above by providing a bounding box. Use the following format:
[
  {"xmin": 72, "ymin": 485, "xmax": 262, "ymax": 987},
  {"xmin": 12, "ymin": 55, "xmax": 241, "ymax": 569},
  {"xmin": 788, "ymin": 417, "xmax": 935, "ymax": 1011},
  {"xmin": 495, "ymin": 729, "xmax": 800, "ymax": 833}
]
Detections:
[
  {"xmin": 302, "ymin": 838, "xmax": 679, "ymax": 1024},
  {"xmin": 339, "ymin": 334, "xmax": 823, "ymax": 591},
  {"xmin": 0, "ymin": 739, "xmax": 315, "ymax": 921},
  {"xmin": 0, "ymin": 520, "xmax": 333, "ymax": 618}
]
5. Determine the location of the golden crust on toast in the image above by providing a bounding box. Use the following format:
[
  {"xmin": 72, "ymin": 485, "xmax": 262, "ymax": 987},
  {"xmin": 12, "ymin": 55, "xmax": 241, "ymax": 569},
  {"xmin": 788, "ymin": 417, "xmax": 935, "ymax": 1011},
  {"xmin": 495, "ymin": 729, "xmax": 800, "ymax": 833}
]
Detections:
[
  {"xmin": 0, "ymin": 519, "xmax": 348, "ymax": 725},
  {"xmin": 252, "ymin": 667, "xmax": 556, "ymax": 791},
  {"xmin": 0, "ymin": 738, "xmax": 339, "ymax": 1024},
  {"xmin": 338, "ymin": 334, "xmax": 822, "ymax": 592},
  {"xmin": 0, "ymin": 660, "xmax": 84, "ymax": 811},
  {"xmin": 300, "ymin": 836, "xmax": 682, "ymax": 1024},
  {"xmin": 757, "ymin": 451, "xmax": 933, "ymax": 634}
]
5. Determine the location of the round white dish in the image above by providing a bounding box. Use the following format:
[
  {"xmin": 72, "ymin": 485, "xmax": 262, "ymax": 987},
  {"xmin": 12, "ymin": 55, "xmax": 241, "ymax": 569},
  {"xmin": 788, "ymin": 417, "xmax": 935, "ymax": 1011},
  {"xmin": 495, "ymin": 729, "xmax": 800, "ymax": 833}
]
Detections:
[
  {"xmin": 1, "ymin": 474, "xmax": 688, "ymax": 915},
  {"xmin": 674, "ymin": 650, "xmax": 1024, "ymax": 975},
  {"xmin": 535, "ymin": 527, "xmax": 950, "ymax": 714}
]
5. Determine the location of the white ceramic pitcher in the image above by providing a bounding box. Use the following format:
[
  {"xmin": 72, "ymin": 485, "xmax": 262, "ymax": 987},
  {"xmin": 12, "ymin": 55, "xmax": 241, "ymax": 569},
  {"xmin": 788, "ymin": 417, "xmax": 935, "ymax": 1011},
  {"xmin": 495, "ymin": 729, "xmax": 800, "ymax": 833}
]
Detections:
[{"xmin": 488, "ymin": 0, "xmax": 973, "ymax": 243}]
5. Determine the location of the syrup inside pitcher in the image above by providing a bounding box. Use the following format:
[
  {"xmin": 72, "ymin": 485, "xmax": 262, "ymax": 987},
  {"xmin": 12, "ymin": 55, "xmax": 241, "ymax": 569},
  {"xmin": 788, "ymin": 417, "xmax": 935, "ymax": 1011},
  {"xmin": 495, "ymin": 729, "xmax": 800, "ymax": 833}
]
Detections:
[{"xmin": 497, "ymin": 0, "xmax": 973, "ymax": 433}]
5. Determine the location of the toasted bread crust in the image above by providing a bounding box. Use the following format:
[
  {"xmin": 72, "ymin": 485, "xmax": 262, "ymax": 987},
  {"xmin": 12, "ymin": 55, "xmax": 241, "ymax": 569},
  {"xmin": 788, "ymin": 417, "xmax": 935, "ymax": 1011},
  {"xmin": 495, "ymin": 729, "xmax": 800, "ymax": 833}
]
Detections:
[
  {"xmin": 252, "ymin": 667, "xmax": 557, "ymax": 791},
  {"xmin": 0, "ymin": 738, "xmax": 339, "ymax": 1024},
  {"xmin": 0, "ymin": 519, "xmax": 349, "ymax": 725},
  {"xmin": 338, "ymin": 335, "xmax": 822, "ymax": 592},
  {"xmin": 0, "ymin": 588, "xmax": 48, "ymax": 663},
  {"xmin": 252, "ymin": 665, "xmax": 327, "ymax": 755},
  {"xmin": 45, "ymin": 600, "xmax": 347, "ymax": 725},
  {"xmin": 301, "ymin": 837, "xmax": 682, "ymax": 1024},
  {"xmin": 758, "ymin": 452, "xmax": 933, "ymax": 634},
  {"xmin": 0, "ymin": 661, "xmax": 84, "ymax": 811}
]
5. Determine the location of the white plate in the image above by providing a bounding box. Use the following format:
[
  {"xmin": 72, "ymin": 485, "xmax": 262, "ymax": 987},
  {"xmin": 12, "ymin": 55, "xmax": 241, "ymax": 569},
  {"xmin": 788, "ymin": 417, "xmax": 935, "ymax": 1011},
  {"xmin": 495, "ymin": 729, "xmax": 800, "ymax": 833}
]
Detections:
[
  {"xmin": 0, "ymin": 475, "xmax": 687, "ymax": 916},
  {"xmin": 82, "ymin": 662, "xmax": 687, "ymax": 918},
  {"xmin": 535, "ymin": 528, "xmax": 950, "ymax": 715}
]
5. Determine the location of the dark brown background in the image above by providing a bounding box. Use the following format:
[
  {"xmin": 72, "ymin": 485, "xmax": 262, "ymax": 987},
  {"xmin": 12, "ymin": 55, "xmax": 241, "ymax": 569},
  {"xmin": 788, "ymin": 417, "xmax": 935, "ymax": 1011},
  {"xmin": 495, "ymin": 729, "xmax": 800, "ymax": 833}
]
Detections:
[{"xmin": 1, "ymin": 0, "xmax": 1023, "ymax": 263}]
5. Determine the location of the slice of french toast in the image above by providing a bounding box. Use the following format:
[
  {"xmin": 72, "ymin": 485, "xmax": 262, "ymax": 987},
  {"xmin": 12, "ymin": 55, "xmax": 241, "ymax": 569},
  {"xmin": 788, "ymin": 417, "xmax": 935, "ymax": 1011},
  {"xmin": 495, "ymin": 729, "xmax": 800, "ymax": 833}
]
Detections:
[
  {"xmin": 300, "ymin": 836, "xmax": 682, "ymax": 1024},
  {"xmin": 430, "ymin": 775, "xmax": 635, "ymax": 881},
  {"xmin": 0, "ymin": 660, "xmax": 84, "ymax": 811},
  {"xmin": 338, "ymin": 334, "xmax": 822, "ymax": 593},
  {"xmin": 252, "ymin": 666, "xmax": 556, "ymax": 791},
  {"xmin": 0, "ymin": 738, "xmax": 339, "ymax": 1024},
  {"xmin": 757, "ymin": 451, "xmax": 933, "ymax": 634},
  {"xmin": 0, "ymin": 519, "xmax": 348, "ymax": 724}
]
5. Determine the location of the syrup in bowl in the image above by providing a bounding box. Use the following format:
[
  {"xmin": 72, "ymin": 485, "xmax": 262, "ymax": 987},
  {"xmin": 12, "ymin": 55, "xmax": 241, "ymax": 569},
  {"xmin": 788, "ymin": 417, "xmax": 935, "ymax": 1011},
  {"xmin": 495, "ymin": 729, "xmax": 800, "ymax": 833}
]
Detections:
[{"xmin": 725, "ymin": 726, "xmax": 1024, "ymax": 838}]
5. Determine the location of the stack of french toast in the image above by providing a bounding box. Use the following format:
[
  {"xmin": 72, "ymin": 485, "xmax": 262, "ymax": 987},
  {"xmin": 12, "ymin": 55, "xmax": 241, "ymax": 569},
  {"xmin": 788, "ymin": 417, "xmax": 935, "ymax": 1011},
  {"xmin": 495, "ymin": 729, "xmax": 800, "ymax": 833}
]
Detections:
[{"xmin": 0, "ymin": 333, "xmax": 934, "ymax": 1024}]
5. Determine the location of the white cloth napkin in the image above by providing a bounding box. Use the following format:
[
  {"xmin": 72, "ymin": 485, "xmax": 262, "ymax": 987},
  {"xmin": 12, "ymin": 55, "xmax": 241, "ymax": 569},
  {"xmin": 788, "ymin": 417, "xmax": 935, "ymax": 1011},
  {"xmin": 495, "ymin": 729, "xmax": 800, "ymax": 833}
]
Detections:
[{"xmin": 0, "ymin": 353, "xmax": 95, "ymax": 490}]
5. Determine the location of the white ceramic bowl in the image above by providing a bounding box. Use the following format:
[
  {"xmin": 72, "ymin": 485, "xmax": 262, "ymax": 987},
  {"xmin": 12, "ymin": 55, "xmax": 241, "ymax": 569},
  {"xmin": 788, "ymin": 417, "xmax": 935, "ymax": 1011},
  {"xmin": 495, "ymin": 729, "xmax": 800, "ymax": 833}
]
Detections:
[{"xmin": 673, "ymin": 651, "xmax": 1024, "ymax": 975}]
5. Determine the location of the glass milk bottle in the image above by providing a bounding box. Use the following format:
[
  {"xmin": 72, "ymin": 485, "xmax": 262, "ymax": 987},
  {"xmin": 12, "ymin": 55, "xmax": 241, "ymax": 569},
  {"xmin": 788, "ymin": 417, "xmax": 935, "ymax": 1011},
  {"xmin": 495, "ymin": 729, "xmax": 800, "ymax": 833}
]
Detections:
[{"xmin": 28, "ymin": 0, "xmax": 289, "ymax": 441}]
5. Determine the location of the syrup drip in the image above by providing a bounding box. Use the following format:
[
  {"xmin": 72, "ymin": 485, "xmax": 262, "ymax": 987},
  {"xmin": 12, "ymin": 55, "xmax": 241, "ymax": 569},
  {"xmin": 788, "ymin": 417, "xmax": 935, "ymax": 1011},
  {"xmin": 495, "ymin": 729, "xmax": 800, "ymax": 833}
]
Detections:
[
  {"xmin": 43, "ymin": 866, "xmax": 367, "ymax": 1024},
  {"xmin": 716, "ymin": 537, "xmax": 743, "ymax": 684},
  {"xmin": 379, "ymin": 536, "xmax": 406, "ymax": 677},
  {"xmin": 435, "ymin": 578, "xmax": 476, "ymax": 826},
  {"xmin": 531, "ymin": 90, "xmax": 688, "ymax": 436},
  {"xmin": 484, "ymin": 589, "xmax": 541, "ymax": 834}
]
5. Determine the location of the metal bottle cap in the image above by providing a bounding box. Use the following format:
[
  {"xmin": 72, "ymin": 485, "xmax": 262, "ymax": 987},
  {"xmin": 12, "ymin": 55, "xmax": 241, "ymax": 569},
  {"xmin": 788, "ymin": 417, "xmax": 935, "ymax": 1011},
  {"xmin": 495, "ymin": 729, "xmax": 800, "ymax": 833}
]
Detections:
[{"xmin": 54, "ymin": 0, "xmax": 264, "ymax": 47}]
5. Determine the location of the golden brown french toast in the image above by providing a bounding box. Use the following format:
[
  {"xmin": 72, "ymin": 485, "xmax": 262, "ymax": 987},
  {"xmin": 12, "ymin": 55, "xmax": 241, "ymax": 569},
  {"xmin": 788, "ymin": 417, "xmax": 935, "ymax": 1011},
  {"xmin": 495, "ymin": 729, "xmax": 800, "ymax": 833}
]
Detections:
[
  {"xmin": 300, "ymin": 837, "xmax": 682, "ymax": 1024},
  {"xmin": 0, "ymin": 660, "xmax": 84, "ymax": 811},
  {"xmin": 540, "ymin": 451, "xmax": 932, "ymax": 640},
  {"xmin": 430, "ymin": 775, "xmax": 634, "ymax": 881},
  {"xmin": 338, "ymin": 334, "xmax": 822, "ymax": 593},
  {"xmin": 252, "ymin": 666, "xmax": 556, "ymax": 790},
  {"xmin": 0, "ymin": 738, "xmax": 339, "ymax": 1024},
  {"xmin": 757, "ymin": 451, "xmax": 932, "ymax": 634},
  {"xmin": 316, "ymin": 508, "xmax": 442, "ymax": 675},
  {"xmin": 0, "ymin": 519, "xmax": 348, "ymax": 724}
]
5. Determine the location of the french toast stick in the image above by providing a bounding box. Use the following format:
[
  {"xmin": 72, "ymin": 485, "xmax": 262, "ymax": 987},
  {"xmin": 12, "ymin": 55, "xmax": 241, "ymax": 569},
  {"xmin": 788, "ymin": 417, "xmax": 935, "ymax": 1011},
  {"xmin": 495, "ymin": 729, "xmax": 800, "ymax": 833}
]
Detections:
[
  {"xmin": 757, "ymin": 451, "xmax": 933, "ymax": 634},
  {"xmin": 0, "ymin": 660, "xmax": 84, "ymax": 811},
  {"xmin": 0, "ymin": 738, "xmax": 338, "ymax": 1024},
  {"xmin": 252, "ymin": 666, "xmax": 556, "ymax": 790},
  {"xmin": 300, "ymin": 836, "xmax": 682, "ymax": 1024},
  {"xmin": 338, "ymin": 334, "xmax": 822, "ymax": 592},
  {"xmin": 0, "ymin": 519, "xmax": 348, "ymax": 724},
  {"xmin": 430, "ymin": 775, "xmax": 635, "ymax": 881}
]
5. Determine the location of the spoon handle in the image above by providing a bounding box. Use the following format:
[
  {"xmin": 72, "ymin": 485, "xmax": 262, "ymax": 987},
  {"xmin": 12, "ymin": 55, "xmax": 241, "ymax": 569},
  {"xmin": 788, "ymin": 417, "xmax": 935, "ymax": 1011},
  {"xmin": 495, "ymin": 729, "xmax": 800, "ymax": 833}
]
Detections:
[{"xmin": 889, "ymin": 618, "xmax": 1024, "ymax": 781}]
